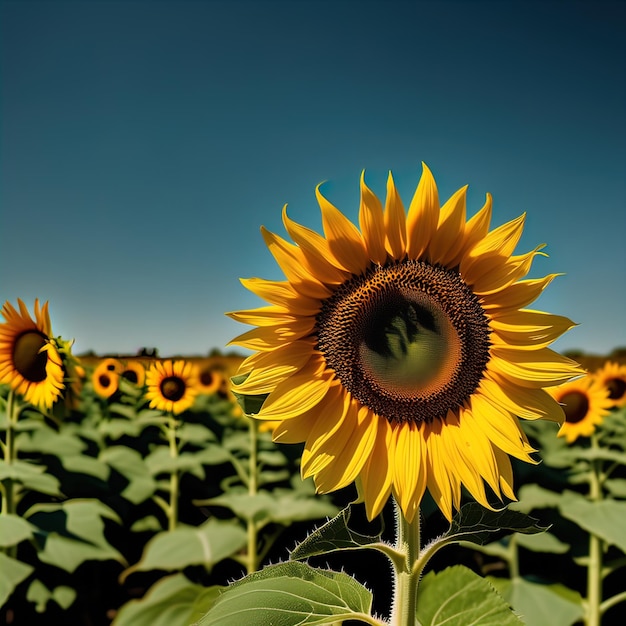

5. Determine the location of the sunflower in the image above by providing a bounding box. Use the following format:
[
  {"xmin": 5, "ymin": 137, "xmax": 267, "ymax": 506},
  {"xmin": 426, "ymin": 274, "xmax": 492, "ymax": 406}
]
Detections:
[
  {"xmin": 92, "ymin": 360, "xmax": 120, "ymax": 399},
  {"xmin": 196, "ymin": 365, "xmax": 223, "ymax": 395},
  {"xmin": 594, "ymin": 361, "xmax": 626, "ymax": 409},
  {"xmin": 0, "ymin": 299, "xmax": 65, "ymax": 411},
  {"xmin": 120, "ymin": 360, "xmax": 146, "ymax": 387},
  {"xmin": 228, "ymin": 164, "xmax": 584, "ymax": 522},
  {"xmin": 547, "ymin": 375, "xmax": 613, "ymax": 443},
  {"xmin": 144, "ymin": 359, "xmax": 199, "ymax": 415}
]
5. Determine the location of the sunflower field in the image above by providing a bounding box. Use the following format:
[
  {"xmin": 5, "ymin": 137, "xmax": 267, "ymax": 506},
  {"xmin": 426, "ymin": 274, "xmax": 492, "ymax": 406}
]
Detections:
[{"xmin": 2, "ymin": 165, "xmax": 626, "ymax": 626}]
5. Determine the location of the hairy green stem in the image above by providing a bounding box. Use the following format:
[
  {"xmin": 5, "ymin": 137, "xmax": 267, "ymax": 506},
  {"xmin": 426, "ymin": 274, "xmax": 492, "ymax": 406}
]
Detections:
[{"xmin": 390, "ymin": 500, "xmax": 421, "ymax": 626}]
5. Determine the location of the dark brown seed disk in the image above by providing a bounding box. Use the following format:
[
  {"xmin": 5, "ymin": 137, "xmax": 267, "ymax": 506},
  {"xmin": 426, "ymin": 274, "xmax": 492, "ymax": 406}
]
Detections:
[
  {"xmin": 560, "ymin": 391, "xmax": 590, "ymax": 424},
  {"xmin": 316, "ymin": 260, "xmax": 491, "ymax": 424},
  {"xmin": 160, "ymin": 376, "xmax": 186, "ymax": 402}
]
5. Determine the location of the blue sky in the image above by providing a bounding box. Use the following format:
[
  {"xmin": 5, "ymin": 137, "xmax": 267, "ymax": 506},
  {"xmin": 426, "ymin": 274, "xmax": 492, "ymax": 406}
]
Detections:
[{"xmin": 1, "ymin": 0, "xmax": 624, "ymax": 357}]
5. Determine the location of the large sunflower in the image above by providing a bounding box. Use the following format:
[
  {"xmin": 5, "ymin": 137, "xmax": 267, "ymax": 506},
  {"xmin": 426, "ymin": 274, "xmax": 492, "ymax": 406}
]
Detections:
[
  {"xmin": 228, "ymin": 164, "xmax": 582, "ymax": 522},
  {"xmin": 145, "ymin": 359, "xmax": 199, "ymax": 415},
  {"xmin": 547, "ymin": 375, "xmax": 613, "ymax": 443},
  {"xmin": 0, "ymin": 299, "xmax": 65, "ymax": 411},
  {"xmin": 594, "ymin": 361, "xmax": 626, "ymax": 409}
]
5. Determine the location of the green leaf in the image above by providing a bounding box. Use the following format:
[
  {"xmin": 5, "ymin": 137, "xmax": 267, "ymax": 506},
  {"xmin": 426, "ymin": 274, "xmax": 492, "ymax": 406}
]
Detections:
[
  {"xmin": 0, "ymin": 552, "xmax": 34, "ymax": 608},
  {"xmin": 130, "ymin": 515, "xmax": 164, "ymax": 532},
  {"xmin": 489, "ymin": 577, "xmax": 583, "ymax": 626},
  {"xmin": 99, "ymin": 446, "xmax": 157, "ymax": 504},
  {"xmin": 15, "ymin": 428, "xmax": 86, "ymax": 456},
  {"xmin": 290, "ymin": 504, "xmax": 384, "ymax": 561},
  {"xmin": 112, "ymin": 574, "xmax": 221, "ymax": 626},
  {"xmin": 604, "ymin": 478, "xmax": 626, "ymax": 498},
  {"xmin": 145, "ymin": 446, "xmax": 231, "ymax": 479},
  {"xmin": 24, "ymin": 499, "xmax": 126, "ymax": 573},
  {"xmin": 515, "ymin": 530, "xmax": 570, "ymax": 554},
  {"xmin": 0, "ymin": 514, "xmax": 37, "ymax": 548},
  {"xmin": 195, "ymin": 561, "xmax": 373, "ymax": 626},
  {"xmin": 0, "ymin": 459, "xmax": 62, "ymax": 496},
  {"xmin": 175, "ymin": 423, "xmax": 217, "ymax": 444},
  {"xmin": 26, "ymin": 579, "xmax": 77, "ymax": 613},
  {"xmin": 120, "ymin": 518, "xmax": 247, "ymax": 582},
  {"xmin": 444, "ymin": 503, "xmax": 548, "ymax": 546},
  {"xmin": 508, "ymin": 483, "xmax": 564, "ymax": 513},
  {"xmin": 558, "ymin": 491, "xmax": 626, "ymax": 552},
  {"xmin": 61, "ymin": 454, "xmax": 111, "ymax": 480},
  {"xmin": 230, "ymin": 374, "xmax": 268, "ymax": 416},
  {"xmin": 416, "ymin": 565, "xmax": 523, "ymax": 626}
]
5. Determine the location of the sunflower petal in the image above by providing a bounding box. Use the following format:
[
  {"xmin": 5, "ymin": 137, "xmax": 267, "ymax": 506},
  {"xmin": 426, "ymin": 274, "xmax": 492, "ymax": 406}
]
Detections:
[
  {"xmin": 384, "ymin": 171, "xmax": 407, "ymax": 258},
  {"xmin": 406, "ymin": 162, "xmax": 439, "ymax": 259},
  {"xmin": 428, "ymin": 185, "xmax": 467, "ymax": 266},
  {"xmin": 359, "ymin": 171, "xmax": 387, "ymax": 265}
]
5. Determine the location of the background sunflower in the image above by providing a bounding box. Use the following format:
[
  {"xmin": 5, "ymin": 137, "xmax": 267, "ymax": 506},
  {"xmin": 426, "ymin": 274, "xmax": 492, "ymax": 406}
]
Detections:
[
  {"xmin": 594, "ymin": 361, "xmax": 626, "ymax": 409},
  {"xmin": 144, "ymin": 359, "xmax": 199, "ymax": 415}
]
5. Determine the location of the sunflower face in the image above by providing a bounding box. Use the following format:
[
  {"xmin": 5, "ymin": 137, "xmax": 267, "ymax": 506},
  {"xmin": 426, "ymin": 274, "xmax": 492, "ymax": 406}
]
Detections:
[
  {"xmin": 548, "ymin": 375, "xmax": 613, "ymax": 443},
  {"xmin": 197, "ymin": 366, "xmax": 222, "ymax": 395},
  {"xmin": 92, "ymin": 361, "xmax": 120, "ymax": 399},
  {"xmin": 120, "ymin": 360, "xmax": 146, "ymax": 387},
  {"xmin": 0, "ymin": 299, "xmax": 65, "ymax": 411},
  {"xmin": 145, "ymin": 360, "xmax": 199, "ymax": 415},
  {"xmin": 595, "ymin": 361, "xmax": 626, "ymax": 408},
  {"xmin": 229, "ymin": 164, "xmax": 583, "ymax": 521}
]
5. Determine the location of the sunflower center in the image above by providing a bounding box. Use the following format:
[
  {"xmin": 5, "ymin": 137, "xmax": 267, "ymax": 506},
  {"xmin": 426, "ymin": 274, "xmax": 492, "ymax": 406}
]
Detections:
[
  {"xmin": 560, "ymin": 391, "xmax": 589, "ymax": 424},
  {"xmin": 200, "ymin": 371, "xmax": 215, "ymax": 386},
  {"xmin": 161, "ymin": 376, "xmax": 186, "ymax": 401},
  {"xmin": 316, "ymin": 260, "xmax": 491, "ymax": 424},
  {"xmin": 99, "ymin": 373, "xmax": 113, "ymax": 387},
  {"xmin": 122, "ymin": 370, "xmax": 138, "ymax": 384},
  {"xmin": 13, "ymin": 331, "xmax": 49, "ymax": 383},
  {"xmin": 607, "ymin": 377, "xmax": 626, "ymax": 401}
]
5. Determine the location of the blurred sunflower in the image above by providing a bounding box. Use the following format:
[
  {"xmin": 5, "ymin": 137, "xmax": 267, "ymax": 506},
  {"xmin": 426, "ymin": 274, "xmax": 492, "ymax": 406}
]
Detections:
[
  {"xmin": 548, "ymin": 375, "xmax": 613, "ymax": 443},
  {"xmin": 594, "ymin": 361, "xmax": 626, "ymax": 409},
  {"xmin": 120, "ymin": 360, "xmax": 146, "ymax": 387},
  {"xmin": 92, "ymin": 360, "xmax": 120, "ymax": 399},
  {"xmin": 229, "ymin": 164, "xmax": 583, "ymax": 522},
  {"xmin": 196, "ymin": 365, "xmax": 222, "ymax": 395},
  {"xmin": 145, "ymin": 359, "xmax": 199, "ymax": 415},
  {"xmin": 0, "ymin": 299, "xmax": 65, "ymax": 411}
]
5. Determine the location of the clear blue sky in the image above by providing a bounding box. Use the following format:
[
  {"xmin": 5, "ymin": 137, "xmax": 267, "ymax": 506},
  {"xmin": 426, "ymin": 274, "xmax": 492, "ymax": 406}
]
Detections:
[{"xmin": 1, "ymin": 0, "xmax": 624, "ymax": 357}]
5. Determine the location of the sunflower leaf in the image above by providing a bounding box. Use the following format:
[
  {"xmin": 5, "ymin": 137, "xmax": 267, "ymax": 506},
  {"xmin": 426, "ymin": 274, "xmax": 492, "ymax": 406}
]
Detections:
[
  {"xmin": 193, "ymin": 561, "xmax": 374, "ymax": 626},
  {"xmin": 0, "ymin": 552, "xmax": 34, "ymax": 608},
  {"xmin": 442, "ymin": 503, "xmax": 548, "ymax": 547},
  {"xmin": 289, "ymin": 503, "xmax": 385, "ymax": 561},
  {"xmin": 416, "ymin": 565, "xmax": 524, "ymax": 626},
  {"xmin": 230, "ymin": 373, "xmax": 268, "ymax": 415}
]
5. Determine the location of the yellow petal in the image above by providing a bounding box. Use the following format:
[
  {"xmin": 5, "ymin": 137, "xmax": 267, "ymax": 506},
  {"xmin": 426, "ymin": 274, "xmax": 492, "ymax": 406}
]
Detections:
[
  {"xmin": 490, "ymin": 308, "xmax": 577, "ymax": 349},
  {"xmin": 317, "ymin": 184, "xmax": 369, "ymax": 274},
  {"xmin": 358, "ymin": 172, "xmax": 387, "ymax": 265},
  {"xmin": 384, "ymin": 171, "xmax": 407, "ymax": 258},
  {"xmin": 462, "ymin": 193, "xmax": 492, "ymax": 251},
  {"xmin": 393, "ymin": 422, "xmax": 427, "ymax": 523},
  {"xmin": 406, "ymin": 162, "xmax": 439, "ymax": 259},
  {"xmin": 229, "ymin": 317, "xmax": 315, "ymax": 351},
  {"xmin": 226, "ymin": 305, "xmax": 296, "ymax": 327},
  {"xmin": 240, "ymin": 277, "xmax": 321, "ymax": 315},
  {"xmin": 481, "ymin": 275, "xmax": 561, "ymax": 312},
  {"xmin": 427, "ymin": 185, "xmax": 467, "ymax": 266},
  {"xmin": 464, "ymin": 213, "xmax": 526, "ymax": 262},
  {"xmin": 359, "ymin": 417, "xmax": 394, "ymax": 520}
]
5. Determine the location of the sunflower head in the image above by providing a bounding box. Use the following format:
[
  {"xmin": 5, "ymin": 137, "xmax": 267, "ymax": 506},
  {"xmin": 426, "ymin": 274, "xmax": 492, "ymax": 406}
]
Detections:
[
  {"xmin": 547, "ymin": 374, "xmax": 613, "ymax": 443},
  {"xmin": 196, "ymin": 365, "xmax": 223, "ymax": 395},
  {"xmin": 0, "ymin": 299, "xmax": 66, "ymax": 411},
  {"xmin": 144, "ymin": 359, "xmax": 199, "ymax": 415},
  {"xmin": 54, "ymin": 336, "xmax": 85, "ymax": 411},
  {"xmin": 229, "ymin": 164, "xmax": 583, "ymax": 521},
  {"xmin": 120, "ymin": 360, "xmax": 146, "ymax": 387},
  {"xmin": 92, "ymin": 360, "xmax": 120, "ymax": 399},
  {"xmin": 594, "ymin": 361, "xmax": 626, "ymax": 409}
]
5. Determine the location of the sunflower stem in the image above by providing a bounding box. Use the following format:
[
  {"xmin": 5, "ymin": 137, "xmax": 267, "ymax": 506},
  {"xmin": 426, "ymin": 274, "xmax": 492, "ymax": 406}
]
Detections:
[
  {"xmin": 246, "ymin": 418, "xmax": 260, "ymax": 574},
  {"xmin": 2, "ymin": 390, "xmax": 18, "ymax": 558},
  {"xmin": 389, "ymin": 499, "xmax": 421, "ymax": 626},
  {"xmin": 585, "ymin": 434, "xmax": 603, "ymax": 626},
  {"xmin": 167, "ymin": 416, "xmax": 179, "ymax": 531}
]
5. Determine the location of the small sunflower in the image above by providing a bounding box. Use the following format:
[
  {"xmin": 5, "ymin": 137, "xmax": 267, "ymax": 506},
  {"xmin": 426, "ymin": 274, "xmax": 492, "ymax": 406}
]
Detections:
[
  {"xmin": 229, "ymin": 164, "xmax": 583, "ymax": 521},
  {"xmin": 92, "ymin": 360, "xmax": 120, "ymax": 399},
  {"xmin": 0, "ymin": 299, "xmax": 65, "ymax": 411},
  {"xmin": 196, "ymin": 365, "xmax": 223, "ymax": 395},
  {"xmin": 145, "ymin": 359, "xmax": 199, "ymax": 415},
  {"xmin": 594, "ymin": 361, "xmax": 626, "ymax": 409},
  {"xmin": 548, "ymin": 375, "xmax": 613, "ymax": 443},
  {"xmin": 120, "ymin": 360, "xmax": 146, "ymax": 387}
]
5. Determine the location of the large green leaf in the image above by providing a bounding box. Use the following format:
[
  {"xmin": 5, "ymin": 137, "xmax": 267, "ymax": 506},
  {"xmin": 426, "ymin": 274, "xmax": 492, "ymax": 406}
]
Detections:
[
  {"xmin": 120, "ymin": 518, "xmax": 247, "ymax": 582},
  {"xmin": 0, "ymin": 514, "xmax": 36, "ymax": 548},
  {"xmin": 145, "ymin": 445, "xmax": 231, "ymax": 479},
  {"xmin": 558, "ymin": 491, "xmax": 626, "ymax": 552},
  {"xmin": 112, "ymin": 574, "xmax": 221, "ymax": 626},
  {"xmin": 175, "ymin": 422, "xmax": 217, "ymax": 444},
  {"xmin": 24, "ymin": 499, "xmax": 126, "ymax": 573},
  {"xmin": 443, "ymin": 503, "xmax": 548, "ymax": 546},
  {"xmin": 15, "ymin": 428, "xmax": 86, "ymax": 455},
  {"xmin": 0, "ymin": 552, "xmax": 34, "ymax": 608},
  {"xmin": 416, "ymin": 565, "xmax": 523, "ymax": 626},
  {"xmin": 195, "ymin": 561, "xmax": 374, "ymax": 626},
  {"xmin": 489, "ymin": 577, "xmax": 583, "ymax": 626},
  {"xmin": 99, "ymin": 446, "xmax": 157, "ymax": 504},
  {"xmin": 206, "ymin": 490, "xmax": 337, "ymax": 527},
  {"xmin": 0, "ymin": 459, "xmax": 61, "ymax": 496},
  {"xmin": 508, "ymin": 483, "xmax": 564, "ymax": 513},
  {"xmin": 290, "ymin": 504, "xmax": 384, "ymax": 561}
]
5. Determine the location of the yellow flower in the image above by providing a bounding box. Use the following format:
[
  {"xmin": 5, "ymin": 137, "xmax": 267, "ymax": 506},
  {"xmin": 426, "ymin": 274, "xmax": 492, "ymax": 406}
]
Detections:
[
  {"xmin": 0, "ymin": 299, "xmax": 65, "ymax": 411},
  {"xmin": 145, "ymin": 359, "xmax": 199, "ymax": 415},
  {"xmin": 548, "ymin": 375, "xmax": 613, "ymax": 443},
  {"xmin": 92, "ymin": 360, "xmax": 120, "ymax": 399},
  {"xmin": 228, "ymin": 164, "xmax": 583, "ymax": 522},
  {"xmin": 196, "ymin": 365, "xmax": 223, "ymax": 395},
  {"xmin": 120, "ymin": 360, "xmax": 146, "ymax": 387},
  {"xmin": 594, "ymin": 361, "xmax": 626, "ymax": 409}
]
